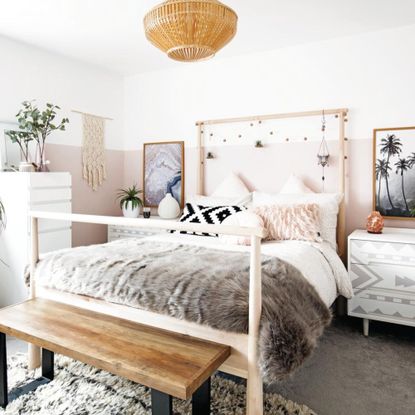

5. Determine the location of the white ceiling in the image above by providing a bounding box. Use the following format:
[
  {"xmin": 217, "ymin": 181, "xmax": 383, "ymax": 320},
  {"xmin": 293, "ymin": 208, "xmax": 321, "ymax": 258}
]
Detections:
[{"xmin": 1, "ymin": 0, "xmax": 415, "ymax": 75}]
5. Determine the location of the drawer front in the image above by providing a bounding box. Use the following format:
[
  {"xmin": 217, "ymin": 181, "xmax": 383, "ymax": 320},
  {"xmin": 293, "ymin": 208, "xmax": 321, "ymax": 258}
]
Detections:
[
  {"xmin": 350, "ymin": 263, "xmax": 415, "ymax": 295},
  {"xmin": 350, "ymin": 240, "xmax": 415, "ymax": 267},
  {"xmin": 38, "ymin": 229, "xmax": 72, "ymax": 254},
  {"xmin": 29, "ymin": 187, "xmax": 71, "ymax": 204},
  {"xmin": 348, "ymin": 291, "xmax": 415, "ymax": 326},
  {"xmin": 27, "ymin": 202, "xmax": 72, "ymax": 236},
  {"xmin": 29, "ymin": 172, "xmax": 71, "ymax": 188}
]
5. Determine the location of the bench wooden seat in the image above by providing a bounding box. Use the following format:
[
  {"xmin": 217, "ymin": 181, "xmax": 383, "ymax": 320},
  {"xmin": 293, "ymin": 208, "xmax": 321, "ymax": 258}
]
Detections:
[{"xmin": 0, "ymin": 298, "xmax": 230, "ymax": 414}]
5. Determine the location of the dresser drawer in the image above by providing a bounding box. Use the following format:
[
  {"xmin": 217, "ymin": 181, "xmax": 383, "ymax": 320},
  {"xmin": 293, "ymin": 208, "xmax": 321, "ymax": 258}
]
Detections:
[
  {"xmin": 350, "ymin": 240, "xmax": 415, "ymax": 267},
  {"xmin": 350, "ymin": 263, "xmax": 415, "ymax": 294}
]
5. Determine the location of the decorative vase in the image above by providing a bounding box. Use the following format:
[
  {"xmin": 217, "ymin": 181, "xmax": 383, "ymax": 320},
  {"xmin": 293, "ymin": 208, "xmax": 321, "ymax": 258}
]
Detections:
[
  {"xmin": 36, "ymin": 150, "xmax": 50, "ymax": 172},
  {"xmin": 122, "ymin": 203, "xmax": 140, "ymax": 218},
  {"xmin": 19, "ymin": 162, "xmax": 35, "ymax": 172},
  {"xmin": 366, "ymin": 211, "xmax": 384, "ymax": 234},
  {"xmin": 158, "ymin": 193, "xmax": 180, "ymax": 219}
]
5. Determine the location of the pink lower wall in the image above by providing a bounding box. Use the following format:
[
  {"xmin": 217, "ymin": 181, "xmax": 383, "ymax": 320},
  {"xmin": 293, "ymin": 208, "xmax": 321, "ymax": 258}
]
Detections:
[
  {"xmin": 46, "ymin": 143, "xmax": 124, "ymax": 247},
  {"xmin": 46, "ymin": 138, "xmax": 414, "ymax": 248},
  {"xmin": 123, "ymin": 139, "xmax": 415, "ymax": 237}
]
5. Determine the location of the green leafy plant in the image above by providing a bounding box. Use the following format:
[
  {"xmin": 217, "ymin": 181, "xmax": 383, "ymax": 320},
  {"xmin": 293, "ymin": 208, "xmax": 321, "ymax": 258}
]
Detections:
[
  {"xmin": 4, "ymin": 129, "xmax": 33, "ymax": 164},
  {"xmin": 5, "ymin": 101, "xmax": 69, "ymax": 171},
  {"xmin": 116, "ymin": 185, "xmax": 143, "ymax": 210}
]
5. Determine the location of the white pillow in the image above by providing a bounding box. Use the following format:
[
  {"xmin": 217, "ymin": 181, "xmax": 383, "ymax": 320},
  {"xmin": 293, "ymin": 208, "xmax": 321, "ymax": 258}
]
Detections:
[
  {"xmin": 280, "ymin": 174, "xmax": 313, "ymax": 194},
  {"xmin": 211, "ymin": 172, "xmax": 250, "ymax": 198},
  {"xmin": 252, "ymin": 192, "xmax": 343, "ymax": 250},
  {"xmin": 187, "ymin": 194, "xmax": 252, "ymax": 207},
  {"xmin": 219, "ymin": 211, "xmax": 266, "ymax": 245}
]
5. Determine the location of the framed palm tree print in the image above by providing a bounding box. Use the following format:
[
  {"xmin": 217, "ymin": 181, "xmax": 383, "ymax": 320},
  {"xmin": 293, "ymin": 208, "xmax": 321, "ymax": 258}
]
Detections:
[{"xmin": 373, "ymin": 126, "xmax": 415, "ymax": 219}]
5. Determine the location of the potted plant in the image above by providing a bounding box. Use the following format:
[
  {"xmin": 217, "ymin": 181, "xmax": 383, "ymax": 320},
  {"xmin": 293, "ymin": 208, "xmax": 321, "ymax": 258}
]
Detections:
[
  {"xmin": 6, "ymin": 101, "xmax": 69, "ymax": 172},
  {"xmin": 117, "ymin": 185, "xmax": 143, "ymax": 218}
]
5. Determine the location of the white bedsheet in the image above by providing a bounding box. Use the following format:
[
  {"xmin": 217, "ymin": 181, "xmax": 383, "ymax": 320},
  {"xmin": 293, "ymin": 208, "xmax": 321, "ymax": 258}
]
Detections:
[{"xmin": 147, "ymin": 233, "xmax": 353, "ymax": 306}]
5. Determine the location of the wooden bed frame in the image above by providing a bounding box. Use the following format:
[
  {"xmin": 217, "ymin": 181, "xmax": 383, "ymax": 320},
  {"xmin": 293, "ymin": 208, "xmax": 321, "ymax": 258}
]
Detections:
[{"xmin": 28, "ymin": 108, "xmax": 348, "ymax": 415}]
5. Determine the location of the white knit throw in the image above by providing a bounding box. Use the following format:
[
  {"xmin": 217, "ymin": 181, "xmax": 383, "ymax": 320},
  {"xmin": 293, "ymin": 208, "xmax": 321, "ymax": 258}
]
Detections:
[{"xmin": 82, "ymin": 114, "xmax": 106, "ymax": 191}]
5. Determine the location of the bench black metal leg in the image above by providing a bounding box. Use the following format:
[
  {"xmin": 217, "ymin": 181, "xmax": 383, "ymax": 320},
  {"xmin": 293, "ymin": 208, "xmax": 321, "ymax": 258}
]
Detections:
[
  {"xmin": 192, "ymin": 378, "xmax": 211, "ymax": 415},
  {"xmin": 42, "ymin": 349, "xmax": 54, "ymax": 380},
  {"xmin": 0, "ymin": 333, "xmax": 8, "ymax": 409},
  {"xmin": 0, "ymin": 340, "xmax": 54, "ymax": 408},
  {"xmin": 151, "ymin": 389, "xmax": 172, "ymax": 415}
]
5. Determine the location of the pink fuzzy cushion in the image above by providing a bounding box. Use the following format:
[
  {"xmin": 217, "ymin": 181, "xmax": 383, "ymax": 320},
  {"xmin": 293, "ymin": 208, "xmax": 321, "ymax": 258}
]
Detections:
[{"xmin": 254, "ymin": 204, "xmax": 322, "ymax": 243}]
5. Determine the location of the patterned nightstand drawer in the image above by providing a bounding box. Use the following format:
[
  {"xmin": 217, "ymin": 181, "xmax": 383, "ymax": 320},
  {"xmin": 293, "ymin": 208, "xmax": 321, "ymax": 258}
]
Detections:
[
  {"xmin": 350, "ymin": 263, "xmax": 415, "ymax": 295},
  {"xmin": 350, "ymin": 240, "xmax": 415, "ymax": 267},
  {"xmin": 348, "ymin": 291, "xmax": 415, "ymax": 326}
]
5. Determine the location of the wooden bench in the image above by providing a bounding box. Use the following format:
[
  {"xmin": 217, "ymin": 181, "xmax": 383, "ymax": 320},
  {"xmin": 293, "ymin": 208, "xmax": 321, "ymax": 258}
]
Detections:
[{"xmin": 0, "ymin": 299, "xmax": 230, "ymax": 414}]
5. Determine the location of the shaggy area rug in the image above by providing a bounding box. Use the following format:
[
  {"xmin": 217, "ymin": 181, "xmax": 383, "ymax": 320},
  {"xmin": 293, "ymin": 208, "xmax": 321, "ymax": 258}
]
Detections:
[{"xmin": 0, "ymin": 354, "xmax": 317, "ymax": 415}]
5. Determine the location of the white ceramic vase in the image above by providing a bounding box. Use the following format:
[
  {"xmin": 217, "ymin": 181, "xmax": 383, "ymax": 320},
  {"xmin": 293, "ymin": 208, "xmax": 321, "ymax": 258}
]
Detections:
[
  {"xmin": 158, "ymin": 193, "xmax": 180, "ymax": 219},
  {"xmin": 122, "ymin": 203, "xmax": 140, "ymax": 218},
  {"xmin": 19, "ymin": 162, "xmax": 35, "ymax": 172}
]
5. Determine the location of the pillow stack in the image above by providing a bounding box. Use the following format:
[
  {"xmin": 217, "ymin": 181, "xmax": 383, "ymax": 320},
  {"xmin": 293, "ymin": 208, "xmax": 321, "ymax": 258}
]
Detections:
[{"xmin": 180, "ymin": 172, "xmax": 342, "ymax": 250}]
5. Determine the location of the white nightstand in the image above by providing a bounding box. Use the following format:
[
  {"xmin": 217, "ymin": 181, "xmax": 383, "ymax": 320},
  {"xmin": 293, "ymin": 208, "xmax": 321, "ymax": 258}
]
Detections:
[
  {"xmin": 347, "ymin": 227, "xmax": 415, "ymax": 336},
  {"xmin": 108, "ymin": 216, "xmax": 175, "ymax": 242}
]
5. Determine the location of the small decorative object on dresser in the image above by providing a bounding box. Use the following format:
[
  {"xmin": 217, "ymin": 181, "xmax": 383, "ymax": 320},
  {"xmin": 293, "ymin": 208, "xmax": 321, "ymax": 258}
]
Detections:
[
  {"xmin": 143, "ymin": 207, "xmax": 151, "ymax": 218},
  {"xmin": 366, "ymin": 211, "xmax": 384, "ymax": 234},
  {"xmin": 116, "ymin": 185, "xmax": 143, "ymax": 218},
  {"xmin": 158, "ymin": 192, "xmax": 181, "ymax": 219},
  {"xmin": 348, "ymin": 228, "xmax": 415, "ymax": 336}
]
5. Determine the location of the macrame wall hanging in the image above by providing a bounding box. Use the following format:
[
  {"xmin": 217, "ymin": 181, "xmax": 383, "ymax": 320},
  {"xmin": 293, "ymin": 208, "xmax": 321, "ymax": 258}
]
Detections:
[{"xmin": 82, "ymin": 113, "xmax": 107, "ymax": 191}]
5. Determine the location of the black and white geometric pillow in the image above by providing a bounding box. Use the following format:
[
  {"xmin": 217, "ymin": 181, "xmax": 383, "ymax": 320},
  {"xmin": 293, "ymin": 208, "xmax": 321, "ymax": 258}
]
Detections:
[{"xmin": 175, "ymin": 203, "xmax": 246, "ymax": 236}]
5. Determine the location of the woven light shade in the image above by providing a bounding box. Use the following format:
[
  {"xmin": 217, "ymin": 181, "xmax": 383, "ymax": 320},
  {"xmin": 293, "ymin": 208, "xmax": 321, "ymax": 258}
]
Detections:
[{"xmin": 144, "ymin": 0, "xmax": 238, "ymax": 62}]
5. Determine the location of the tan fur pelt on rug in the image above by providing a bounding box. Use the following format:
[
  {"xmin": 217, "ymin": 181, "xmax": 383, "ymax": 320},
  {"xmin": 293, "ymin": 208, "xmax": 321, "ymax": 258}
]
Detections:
[{"xmin": 0, "ymin": 354, "xmax": 317, "ymax": 415}]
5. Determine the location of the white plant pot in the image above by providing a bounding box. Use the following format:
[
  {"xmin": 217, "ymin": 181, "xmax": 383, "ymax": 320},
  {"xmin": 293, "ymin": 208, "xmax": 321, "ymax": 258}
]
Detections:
[
  {"xmin": 19, "ymin": 162, "xmax": 35, "ymax": 172},
  {"xmin": 158, "ymin": 193, "xmax": 181, "ymax": 219},
  {"xmin": 122, "ymin": 204, "xmax": 140, "ymax": 218}
]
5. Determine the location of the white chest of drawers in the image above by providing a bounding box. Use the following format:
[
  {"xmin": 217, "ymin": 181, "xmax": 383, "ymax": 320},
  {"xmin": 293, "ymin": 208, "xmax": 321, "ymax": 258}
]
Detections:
[
  {"xmin": 347, "ymin": 228, "xmax": 415, "ymax": 335},
  {"xmin": 0, "ymin": 172, "xmax": 72, "ymax": 307}
]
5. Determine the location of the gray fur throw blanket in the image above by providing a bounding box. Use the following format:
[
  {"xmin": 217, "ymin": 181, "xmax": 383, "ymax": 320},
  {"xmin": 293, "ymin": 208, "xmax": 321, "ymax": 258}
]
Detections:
[{"xmin": 32, "ymin": 239, "xmax": 331, "ymax": 383}]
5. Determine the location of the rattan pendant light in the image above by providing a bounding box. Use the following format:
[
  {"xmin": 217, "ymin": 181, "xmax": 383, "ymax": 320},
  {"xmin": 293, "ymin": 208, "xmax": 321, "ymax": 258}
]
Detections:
[{"xmin": 143, "ymin": 0, "xmax": 238, "ymax": 62}]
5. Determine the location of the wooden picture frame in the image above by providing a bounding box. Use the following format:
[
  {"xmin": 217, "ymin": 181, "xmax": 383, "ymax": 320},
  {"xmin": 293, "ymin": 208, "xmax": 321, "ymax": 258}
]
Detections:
[
  {"xmin": 143, "ymin": 141, "xmax": 185, "ymax": 208},
  {"xmin": 373, "ymin": 126, "xmax": 415, "ymax": 220}
]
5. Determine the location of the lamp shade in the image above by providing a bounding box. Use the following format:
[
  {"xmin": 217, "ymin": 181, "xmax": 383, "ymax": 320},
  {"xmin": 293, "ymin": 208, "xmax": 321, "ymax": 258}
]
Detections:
[{"xmin": 144, "ymin": 0, "xmax": 238, "ymax": 62}]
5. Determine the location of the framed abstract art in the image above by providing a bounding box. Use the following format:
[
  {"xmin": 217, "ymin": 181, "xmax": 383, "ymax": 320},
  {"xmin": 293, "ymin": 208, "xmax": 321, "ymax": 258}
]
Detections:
[
  {"xmin": 373, "ymin": 126, "xmax": 415, "ymax": 219},
  {"xmin": 143, "ymin": 141, "xmax": 185, "ymax": 208}
]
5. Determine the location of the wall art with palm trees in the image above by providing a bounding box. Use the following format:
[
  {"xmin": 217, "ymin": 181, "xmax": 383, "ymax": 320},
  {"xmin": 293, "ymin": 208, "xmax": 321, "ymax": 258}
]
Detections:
[{"xmin": 374, "ymin": 127, "xmax": 415, "ymax": 219}]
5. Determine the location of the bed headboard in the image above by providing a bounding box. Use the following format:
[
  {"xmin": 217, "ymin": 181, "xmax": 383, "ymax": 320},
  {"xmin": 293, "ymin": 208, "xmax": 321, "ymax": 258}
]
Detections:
[{"xmin": 195, "ymin": 108, "xmax": 348, "ymax": 260}]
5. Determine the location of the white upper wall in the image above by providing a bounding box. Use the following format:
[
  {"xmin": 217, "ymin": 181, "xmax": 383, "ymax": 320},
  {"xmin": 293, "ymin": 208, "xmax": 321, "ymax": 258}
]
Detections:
[
  {"xmin": 123, "ymin": 24, "xmax": 415, "ymax": 150},
  {"xmin": 0, "ymin": 36, "xmax": 124, "ymax": 150},
  {"xmin": 1, "ymin": 0, "xmax": 415, "ymax": 75}
]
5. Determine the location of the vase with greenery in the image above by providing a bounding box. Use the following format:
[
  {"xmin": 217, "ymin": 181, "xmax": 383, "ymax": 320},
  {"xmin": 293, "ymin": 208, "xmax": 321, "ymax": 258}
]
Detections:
[
  {"xmin": 116, "ymin": 185, "xmax": 143, "ymax": 218},
  {"xmin": 6, "ymin": 100, "xmax": 69, "ymax": 172}
]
